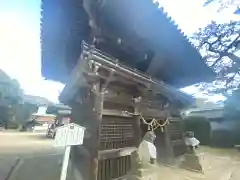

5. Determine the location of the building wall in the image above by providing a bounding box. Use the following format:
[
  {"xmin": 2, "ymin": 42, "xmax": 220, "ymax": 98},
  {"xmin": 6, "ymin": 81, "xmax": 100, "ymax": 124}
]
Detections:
[
  {"xmin": 210, "ymin": 119, "xmax": 240, "ymax": 147},
  {"xmin": 183, "ymin": 106, "xmax": 240, "ymax": 147},
  {"xmin": 34, "ymin": 115, "xmax": 55, "ymax": 124}
]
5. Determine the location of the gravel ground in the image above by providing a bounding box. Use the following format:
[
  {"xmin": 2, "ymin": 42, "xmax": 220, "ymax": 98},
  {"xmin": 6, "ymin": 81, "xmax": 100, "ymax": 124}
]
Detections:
[
  {"xmin": 155, "ymin": 147, "xmax": 240, "ymax": 180},
  {"xmin": 0, "ymin": 132, "xmax": 64, "ymax": 180},
  {"xmin": 1, "ymin": 132, "xmax": 240, "ymax": 180}
]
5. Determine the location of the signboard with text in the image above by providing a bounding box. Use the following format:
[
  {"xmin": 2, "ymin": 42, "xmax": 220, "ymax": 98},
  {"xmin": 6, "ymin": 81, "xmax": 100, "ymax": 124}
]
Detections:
[{"xmin": 54, "ymin": 123, "xmax": 85, "ymax": 147}]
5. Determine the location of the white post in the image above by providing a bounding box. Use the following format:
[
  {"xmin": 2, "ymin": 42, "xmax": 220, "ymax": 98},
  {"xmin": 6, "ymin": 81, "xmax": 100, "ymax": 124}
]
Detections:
[{"xmin": 60, "ymin": 146, "xmax": 71, "ymax": 180}]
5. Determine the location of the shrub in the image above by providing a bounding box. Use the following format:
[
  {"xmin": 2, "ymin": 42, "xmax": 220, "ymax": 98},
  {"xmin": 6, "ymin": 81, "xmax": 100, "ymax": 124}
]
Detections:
[{"xmin": 7, "ymin": 120, "xmax": 19, "ymax": 129}]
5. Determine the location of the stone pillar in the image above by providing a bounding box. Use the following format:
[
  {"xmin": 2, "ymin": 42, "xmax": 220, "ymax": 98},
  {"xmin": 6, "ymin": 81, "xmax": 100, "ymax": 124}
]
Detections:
[
  {"xmin": 127, "ymin": 151, "xmax": 158, "ymax": 180},
  {"xmin": 128, "ymin": 131, "xmax": 158, "ymax": 180},
  {"xmin": 180, "ymin": 147, "xmax": 204, "ymax": 173}
]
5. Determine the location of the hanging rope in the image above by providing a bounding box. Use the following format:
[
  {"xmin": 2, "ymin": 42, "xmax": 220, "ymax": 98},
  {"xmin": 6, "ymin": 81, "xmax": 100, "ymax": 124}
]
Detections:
[
  {"xmin": 152, "ymin": 118, "xmax": 169, "ymax": 132},
  {"xmin": 122, "ymin": 111, "xmax": 170, "ymax": 132}
]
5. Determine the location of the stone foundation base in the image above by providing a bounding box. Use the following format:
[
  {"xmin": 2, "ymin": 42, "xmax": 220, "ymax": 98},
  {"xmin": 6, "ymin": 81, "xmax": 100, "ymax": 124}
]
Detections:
[{"xmin": 180, "ymin": 153, "xmax": 204, "ymax": 173}]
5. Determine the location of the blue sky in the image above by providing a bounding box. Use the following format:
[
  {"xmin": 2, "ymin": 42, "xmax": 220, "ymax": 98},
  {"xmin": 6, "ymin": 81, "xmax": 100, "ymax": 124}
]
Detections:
[
  {"xmin": 0, "ymin": 0, "xmax": 64, "ymax": 102},
  {"xmin": 0, "ymin": 0, "xmax": 239, "ymax": 103}
]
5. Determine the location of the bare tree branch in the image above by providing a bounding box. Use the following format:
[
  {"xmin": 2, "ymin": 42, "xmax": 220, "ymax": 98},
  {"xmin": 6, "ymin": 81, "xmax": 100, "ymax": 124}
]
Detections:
[
  {"xmin": 191, "ymin": 19, "xmax": 240, "ymax": 92},
  {"xmin": 227, "ymin": 34, "xmax": 240, "ymax": 50},
  {"xmin": 225, "ymin": 72, "xmax": 238, "ymax": 87},
  {"xmin": 211, "ymin": 56, "xmax": 223, "ymax": 68}
]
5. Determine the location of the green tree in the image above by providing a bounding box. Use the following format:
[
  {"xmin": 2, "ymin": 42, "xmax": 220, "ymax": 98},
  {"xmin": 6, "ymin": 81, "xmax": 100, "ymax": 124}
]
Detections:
[
  {"xmin": 204, "ymin": 0, "xmax": 240, "ymax": 14},
  {"xmin": 191, "ymin": 20, "xmax": 240, "ymax": 93},
  {"xmin": 0, "ymin": 70, "xmax": 23, "ymax": 129},
  {"xmin": 191, "ymin": 1, "xmax": 240, "ymax": 94}
]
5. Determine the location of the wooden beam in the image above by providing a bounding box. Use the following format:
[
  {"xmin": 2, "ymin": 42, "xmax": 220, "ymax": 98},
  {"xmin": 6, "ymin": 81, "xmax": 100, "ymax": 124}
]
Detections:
[
  {"xmin": 98, "ymin": 147, "xmax": 136, "ymax": 160},
  {"xmin": 140, "ymin": 109, "xmax": 168, "ymax": 119},
  {"xmin": 102, "ymin": 109, "xmax": 133, "ymax": 118},
  {"xmin": 61, "ymin": 42, "xmax": 193, "ymax": 106},
  {"xmin": 104, "ymin": 91, "xmax": 133, "ymax": 107}
]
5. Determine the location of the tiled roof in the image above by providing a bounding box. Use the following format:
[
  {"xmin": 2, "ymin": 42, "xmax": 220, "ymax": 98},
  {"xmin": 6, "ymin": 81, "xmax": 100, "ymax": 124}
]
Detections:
[
  {"xmin": 40, "ymin": 0, "xmax": 214, "ymax": 86},
  {"xmin": 23, "ymin": 94, "xmax": 54, "ymax": 106}
]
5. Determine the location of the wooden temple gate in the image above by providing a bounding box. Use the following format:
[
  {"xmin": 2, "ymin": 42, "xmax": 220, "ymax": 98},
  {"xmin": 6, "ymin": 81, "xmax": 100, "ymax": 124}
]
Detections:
[{"xmin": 60, "ymin": 42, "xmax": 189, "ymax": 180}]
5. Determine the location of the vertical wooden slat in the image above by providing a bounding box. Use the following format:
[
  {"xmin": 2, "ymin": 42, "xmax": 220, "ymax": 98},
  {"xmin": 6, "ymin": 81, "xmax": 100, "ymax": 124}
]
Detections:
[
  {"xmin": 101, "ymin": 160, "xmax": 105, "ymax": 180},
  {"xmin": 165, "ymin": 117, "xmax": 186, "ymax": 163},
  {"xmin": 109, "ymin": 158, "xmax": 113, "ymax": 179},
  {"xmin": 117, "ymin": 157, "xmax": 120, "ymax": 178},
  {"xmin": 121, "ymin": 156, "xmax": 124, "ymax": 176},
  {"xmin": 97, "ymin": 160, "xmax": 101, "ymax": 180},
  {"xmin": 108, "ymin": 159, "xmax": 111, "ymax": 180},
  {"xmin": 122, "ymin": 156, "xmax": 125, "ymax": 176},
  {"xmin": 98, "ymin": 156, "xmax": 132, "ymax": 180}
]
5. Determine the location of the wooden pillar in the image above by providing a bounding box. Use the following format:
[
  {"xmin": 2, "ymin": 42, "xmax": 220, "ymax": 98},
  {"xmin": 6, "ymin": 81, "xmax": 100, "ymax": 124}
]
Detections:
[
  {"xmin": 89, "ymin": 82, "xmax": 104, "ymax": 180},
  {"xmin": 164, "ymin": 119, "xmax": 174, "ymax": 164},
  {"xmin": 133, "ymin": 97, "xmax": 142, "ymax": 147},
  {"xmin": 69, "ymin": 85, "xmax": 103, "ymax": 180},
  {"xmin": 69, "ymin": 101, "xmax": 89, "ymax": 180}
]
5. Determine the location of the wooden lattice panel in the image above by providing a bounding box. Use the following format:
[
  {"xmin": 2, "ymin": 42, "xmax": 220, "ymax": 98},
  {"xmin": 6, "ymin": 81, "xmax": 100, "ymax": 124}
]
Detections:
[{"xmin": 100, "ymin": 116, "xmax": 135, "ymax": 150}]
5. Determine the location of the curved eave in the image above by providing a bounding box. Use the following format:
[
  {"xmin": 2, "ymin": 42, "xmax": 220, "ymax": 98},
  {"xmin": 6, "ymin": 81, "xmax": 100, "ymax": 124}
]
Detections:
[
  {"xmin": 45, "ymin": 104, "xmax": 71, "ymax": 115},
  {"xmin": 40, "ymin": 0, "xmax": 215, "ymax": 87}
]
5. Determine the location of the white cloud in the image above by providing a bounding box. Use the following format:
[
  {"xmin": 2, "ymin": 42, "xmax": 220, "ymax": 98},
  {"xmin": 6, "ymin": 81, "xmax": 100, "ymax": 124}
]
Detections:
[
  {"xmin": 0, "ymin": 1, "xmax": 64, "ymax": 103},
  {"xmin": 161, "ymin": 0, "xmax": 240, "ymax": 35},
  {"xmin": 160, "ymin": 0, "xmax": 213, "ymax": 34}
]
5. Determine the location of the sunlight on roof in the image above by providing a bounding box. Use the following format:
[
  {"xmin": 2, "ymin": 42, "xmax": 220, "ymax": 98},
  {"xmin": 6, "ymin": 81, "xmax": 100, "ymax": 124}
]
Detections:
[
  {"xmin": 0, "ymin": 0, "xmax": 238, "ymax": 103},
  {"xmin": 0, "ymin": 0, "xmax": 64, "ymax": 103}
]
